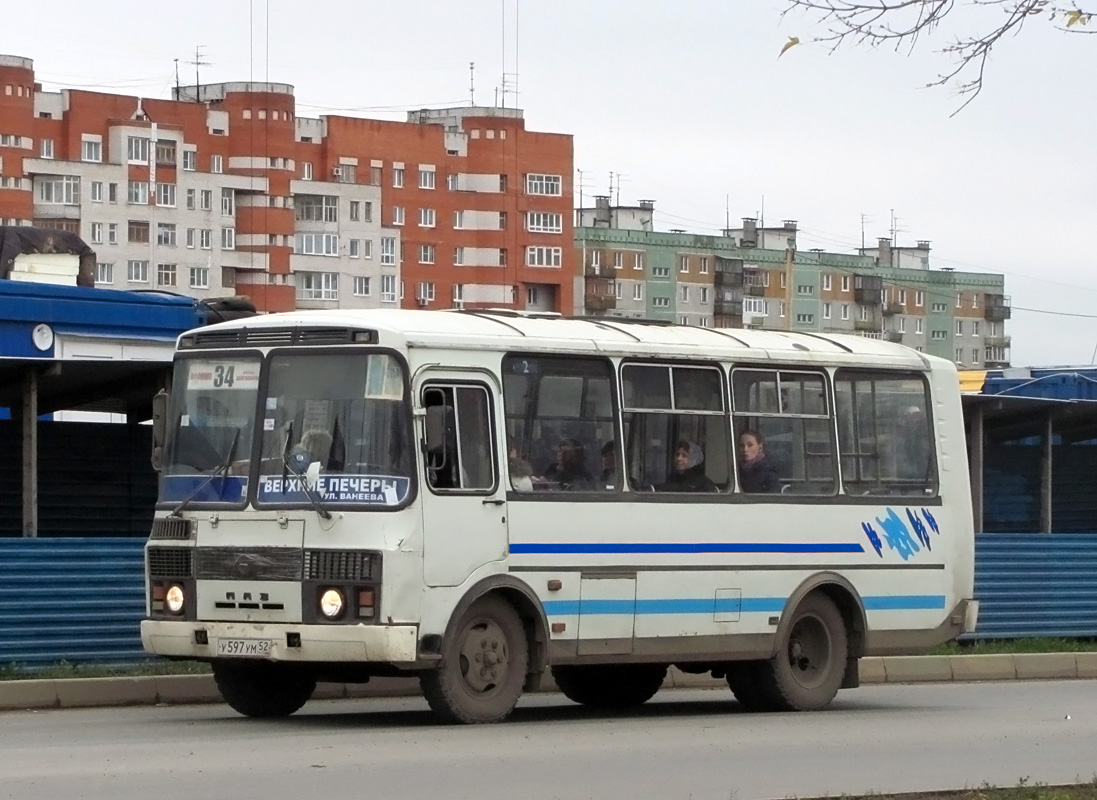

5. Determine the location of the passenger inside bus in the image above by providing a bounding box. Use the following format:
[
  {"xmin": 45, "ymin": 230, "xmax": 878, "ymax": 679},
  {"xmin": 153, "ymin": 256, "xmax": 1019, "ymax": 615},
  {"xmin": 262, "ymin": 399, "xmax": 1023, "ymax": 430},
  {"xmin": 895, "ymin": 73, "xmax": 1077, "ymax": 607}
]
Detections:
[
  {"xmin": 600, "ymin": 440, "xmax": 618, "ymax": 488},
  {"xmin": 659, "ymin": 441, "xmax": 717, "ymax": 492},
  {"xmin": 508, "ymin": 447, "xmax": 534, "ymax": 492},
  {"xmin": 737, "ymin": 429, "xmax": 780, "ymax": 493},
  {"xmin": 540, "ymin": 438, "xmax": 594, "ymax": 490}
]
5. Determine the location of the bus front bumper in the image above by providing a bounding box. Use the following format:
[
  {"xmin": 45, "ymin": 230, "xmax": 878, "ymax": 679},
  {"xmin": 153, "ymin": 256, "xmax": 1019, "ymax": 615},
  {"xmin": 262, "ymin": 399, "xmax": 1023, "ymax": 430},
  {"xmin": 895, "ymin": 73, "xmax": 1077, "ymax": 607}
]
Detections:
[{"xmin": 141, "ymin": 620, "xmax": 420, "ymax": 665}]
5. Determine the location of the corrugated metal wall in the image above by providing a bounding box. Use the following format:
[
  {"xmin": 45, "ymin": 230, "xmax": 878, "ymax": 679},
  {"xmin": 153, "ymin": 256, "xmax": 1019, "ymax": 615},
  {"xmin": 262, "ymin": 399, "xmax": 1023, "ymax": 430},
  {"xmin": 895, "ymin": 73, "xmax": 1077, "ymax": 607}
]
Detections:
[
  {"xmin": 1, "ymin": 533, "xmax": 1095, "ymax": 667},
  {"xmin": 970, "ymin": 533, "xmax": 1097, "ymax": 639},
  {"xmin": 0, "ymin": 538, "xmax": 147, "ymax": 667}
]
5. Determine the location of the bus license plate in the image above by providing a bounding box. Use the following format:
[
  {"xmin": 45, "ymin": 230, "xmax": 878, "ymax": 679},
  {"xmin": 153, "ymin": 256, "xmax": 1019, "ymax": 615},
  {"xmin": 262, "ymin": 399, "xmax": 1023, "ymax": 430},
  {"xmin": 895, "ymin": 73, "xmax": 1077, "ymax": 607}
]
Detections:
[{"xmin": 216, "ymin": 638, "xmax": 273, "ymax": 658}]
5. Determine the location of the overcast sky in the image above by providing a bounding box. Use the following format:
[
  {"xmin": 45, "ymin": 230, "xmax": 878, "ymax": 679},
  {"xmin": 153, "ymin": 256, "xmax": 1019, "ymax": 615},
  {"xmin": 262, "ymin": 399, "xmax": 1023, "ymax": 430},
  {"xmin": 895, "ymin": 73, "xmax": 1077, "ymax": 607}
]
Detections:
[{"xmin": 5, "ymin": 1, "xmax": 1095, "ymax": 367}]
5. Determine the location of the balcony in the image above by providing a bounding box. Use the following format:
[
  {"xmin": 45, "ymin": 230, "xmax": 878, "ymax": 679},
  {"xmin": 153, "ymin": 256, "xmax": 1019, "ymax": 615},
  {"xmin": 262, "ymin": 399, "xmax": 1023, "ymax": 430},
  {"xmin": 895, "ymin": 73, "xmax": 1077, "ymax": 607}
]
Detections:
[
  {"xmin": 584, "ymin": 264, "xmax": 612, "ymax": 278},
  {"xmin": 985, "ymin": 357, "xmax": 1011, "ymax": 369},
  {"xmin": 884, "ymin": 331, "xmax": 903, "ymax": 343},
  {"xmin": 853, "ymin": 319, "xmax": 880, "ymax": 332},
  {"xmin": 744, "ymin": 283, "xmax": 767, "ymax": 297},
  {"xmin": 585, "ymin": 293, "xmax": 617, "ymax": 312},
  {"xmin": 984, "ymin": 335, "xmax": 1012, "ymax": 348},
  {"xmin": 881, "ymin": 301, "xmax": 903, "ymax": 316},
  {"xmin": 714, "ymin": 297, "xmax": 743, "ymax": 316},
  {"xmin": 853, "ymin": 274, "xmax": 882, "ymax": 304},
  {"xmin": 984, "ymin": 294, "xmax": 1012, "ymax": 321}
]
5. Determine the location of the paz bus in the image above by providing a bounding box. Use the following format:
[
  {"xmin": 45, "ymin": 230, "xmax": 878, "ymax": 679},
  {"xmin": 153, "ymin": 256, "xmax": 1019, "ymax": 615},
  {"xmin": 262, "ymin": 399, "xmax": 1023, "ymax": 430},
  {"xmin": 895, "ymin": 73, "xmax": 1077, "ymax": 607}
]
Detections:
[{"xmin": 140, "ymin": 309, "xmax": 978, "ymax": 723}]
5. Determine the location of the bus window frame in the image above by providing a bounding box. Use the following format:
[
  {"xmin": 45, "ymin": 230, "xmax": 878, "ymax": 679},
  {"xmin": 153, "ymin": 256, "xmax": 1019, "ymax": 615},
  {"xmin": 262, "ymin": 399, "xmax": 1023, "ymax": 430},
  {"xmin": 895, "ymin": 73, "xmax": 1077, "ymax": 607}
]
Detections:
[{"xmin": 420, "ymin": 379, "xmax": 501, "ymax": 497}]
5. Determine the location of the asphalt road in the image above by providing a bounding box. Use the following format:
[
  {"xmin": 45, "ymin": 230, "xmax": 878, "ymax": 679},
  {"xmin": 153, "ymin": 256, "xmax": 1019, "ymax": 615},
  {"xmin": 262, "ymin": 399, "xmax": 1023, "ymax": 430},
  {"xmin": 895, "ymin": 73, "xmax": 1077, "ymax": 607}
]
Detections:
[{"xmin": 0, "ymin": 681, "xmax": 1094, "ymax": 800}]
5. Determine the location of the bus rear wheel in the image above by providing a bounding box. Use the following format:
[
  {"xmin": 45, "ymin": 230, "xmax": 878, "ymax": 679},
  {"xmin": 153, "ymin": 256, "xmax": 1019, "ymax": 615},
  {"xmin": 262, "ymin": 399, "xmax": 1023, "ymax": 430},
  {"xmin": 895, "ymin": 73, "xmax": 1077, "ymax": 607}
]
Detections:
[
  {"xmin": 729, "ymin": 593, "xmax": 848, "ymax": 712},
  {"xmin": 212, "ymin": 661, "xmax": 316, "ymax": 718},
  {"xmin": 551, "ymin": 664, "xmax": 667, "ymax": 709},
  {"xmin": 420, "ymin": 595, "xmax": 529, "ymax": 724}
]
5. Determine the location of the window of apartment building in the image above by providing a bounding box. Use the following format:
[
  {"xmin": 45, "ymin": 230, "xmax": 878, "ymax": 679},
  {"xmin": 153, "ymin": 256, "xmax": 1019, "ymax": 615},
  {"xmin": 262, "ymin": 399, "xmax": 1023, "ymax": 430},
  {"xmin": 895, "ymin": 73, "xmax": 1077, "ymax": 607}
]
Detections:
[
  {"xmin": 915, "ymin": 290, "xmax": 924, "ymax": 307},
  {"xmin": 39, "ymin": 139, "xmax": 54, "ymax": 159},
  {"xmin": 797, "ymin": 284, "xmax": 814, "ymax": 295},
  {"xmin": 419, "ymin": 208, "xmax": 436, "ymax": 228},
  {"xmin": 128, "ymin": 180, "xmax": 148, "ymax": 205},
  {"xmin": 419, "ymin": 244, "xmax": 435, "ymax": 264},
  {"xmin": 779, "ymin": 273, "xmax": 788, "ymax": 290},
  {"xmin": 300, "ymin": 161, "xmax": 313, "ymax": 180},
  {"xmin": 779, "ymin": 302, "xmax": 787, "ymax": 318},
  {"xmin": 221, "ymin": 188, "xmax": 235, "ymax": 216},
  {"xmin": 189, "ymin": 266, "xmax": 209, "ymax": 289},
  {"xmin": 95, "ymin": 262, "xmax": 113, "ymax": 284},
  {"xmin": 349, "ymin": 200, "xmax": 360, "ymax": 221},
  {"xmin": 822, "ymin": 302, "xmax": 832, "ymax": 319},
  {"xmin": 841, "ymin": 275, "xmax": 850, "ymax": 292},
  {"xmin": 700, "ymin": 287, "xmax": 710, "ymax": 304},
  {"xmin": 81, "ymin": 139, "xmax": 101, "ymax": 162},
  {"xmin": 36, "ymin": 176, "xmax": 80, "ymax": 205},
  {"xmin": 185, "ymin": 228, "xmax": 196, "ymax": 248},
  {"xmin": 156, "ymin": 182, "xmax": 176, "ymax": 207},
  {"xmin": 157, "ymin": 263, "xmax": 177, "ymax": 287},
  {"xmin": 955, "ymin": 348, "xmax": 964, "ymax": 363},
  {"xmin": 932, "ymin": 302, "xmax": 947, "ymax": 313},
  {"xmin": 498, "ymin": 249, "xmax": 508, "ymax": 266},
  {"xmin": 199, "ymin": 229, "xmax": 212, "ymax": 249},
  {"xmin": 127, "ymin": 260, "xmax": 149, "ymax": 283},
  {"xmin": 155, "ymin": 140, "xmax": 176, "ymax": 166},
  {"xmin": 634, "ymin": 252, "xmax": 645, "ymax": 270},
  {"xmin": 416, "ymin": 282, "xmax": 436, "ymax": 303},
  {"xmin": 972, "ymin": 321, "xmax": 981, "ymax": 337},
  {"xmin": 898, "ymin": 317, "xmax": 906, "ymax": 333},
  {"xmin": 590, "ymin": 250, "xmax": 601, "ymax": 268},
  {"xmin": 680, "ymin": 285, "xmax": 690, "ymax": 303},
  {"xmin": 294, "ymin": 232, "xmax": 337, "ymax": 256},
  {"xmin": 652, "ymin": 266, "xmax": 670, "ymax": 279},
  {"xmin": 89, "ymin": 181, "xmax": 103, "ymax": 202},
  {"xmin": 296, "ymin": 195, "xmax": 337, "ymax": 222},
  {"xmin": 679, "ymin": 316, "xmax": 690, "ymax": 325},
  {"xmin": 526, "ymin": 246, "xmax": 562, "ymax": 267},
  {"xmin": 300, "ymin": 272, "xmax": 339, "ymax": 300},
  {"xmin": 349, "ymin": 239, "xmax": 360, "ymax": 258},
  {"xmin": 107, "ymin": 223, "xmax": 118, "ymax": 245},
  {"xmin": 128, "ymin": 221, "xmax": 150, "ymax": 244},
  {"xmin": 453, "ymin": 247, "xmax": 465, "ymax": 266},
  {"xmin": 419, "ymin": 166, "xmax": 435, "ymax": 189},
  {"xmin": 956, "ymin": 292, "xmax": 963, "ymax": 308},
  {"xmin": 393, "ymin": 166, "xmax": 405, "ymax": 188},
  {"xmin": 972, "ymin": 294, "xmax": 980, "ymax": 309},
  {"xmin": 955, "ymin": 320, "xmax": 964, "ymax": 336},
  {"xmin": 796, "ymin": 313, "xmax": 815, "ymax": 325},
  {"xmin": 221, "ymin": 227, "xmax": 235, "ymax": 250},
  {"xmin": 89, "ymin": 222, "xmax": 103, "ymax": 244},
  {"xmin": 156, "ymin": 223, "xmax": 177, "ymax": 246},
  {"xmin": 841, "ymin": 304, "xmax": 850, "ymax": 321},
  {"xmin": 199, "ymin": 189, "xmax": 212, "ymax": 211},
  {"xmin": 127, "ymin": 136, "xmax": 149, "ymax": 164},
  {"xmin": 653, "ymin": 297, "xmax": 671, "ymax": 308},
  {"xmin": 525, "ymin": 173, "xmax": 561, "ymax": 196},
  {"xmin": 182, "ymin": 149, "xmax": 197, "ymax": 171},
  {"xmin": 679, "ymin": 256, "xmax": 689, "ymax": 273},
  {"xmin": 362, "ymin": 239, "xmax": 373, "ymax": 259},
  {"xmin": 381, "ymin": 274, "xmax": 397, "ymax": 303},
  {"xmin": 931, "ymin": 330, "xmax": 947, "ymax": 341},
  {"xmin": 370, "ymin": 164, "xmax": 381, "ymax": 185},
  {"xmin": 185, "ymin": 189, "xmax": 195, "ymax": 210},
  {"xmin": 107, "ymin": 182, "xmax": 118, "ymax": 203},
  {"xmin": 990, "ymin": 322, "xmax": 1000, "ymax": 337},
  {"xmin": 380, "ymin": 237, "xmax": 396, "ymax": 266},
  {"xmin": 335, "ymin": 164, "xmax": 356, "ymax": 183},
  {"xmin": 915, "ymin": 318, "xmax": 924, "ymax": 334},
  {"xmin": 898, "ymin": 289, "xmax": 907, "ymax": 305},
  {"xmin": 392, "ymin": 206, "xmax": 404, "ymax": 226},
  {"xmin": 211, "ymin": 154, "xmax": 223, "ymax": 174},
  {"xmin": 699, "ymin": 257, "xmax": 710, "ymax": 275},
  {"xmin": 633, "ymin": 284, "xmax": 644, "ymax": 301},
  {"xmin": 822, "ymin": 274, "xmax": 832, "ymax": 291},
  {"xmin": 524, "ymin": 287, "xmax": 538, "ymax": 306},
  {"xmin": 859, "ymin": 305, "xmax": 869, "ymax": 321},
  {"xmin": 354, "ymin": 276, "xmax": 371, "ymax": 296},
  {"xmin": 526, "ymin": 211, "xmax": 563, "ymax": 233},
  {"xmin": 972, "ymin": 348, "xmax": 982, "ymax": 364}
]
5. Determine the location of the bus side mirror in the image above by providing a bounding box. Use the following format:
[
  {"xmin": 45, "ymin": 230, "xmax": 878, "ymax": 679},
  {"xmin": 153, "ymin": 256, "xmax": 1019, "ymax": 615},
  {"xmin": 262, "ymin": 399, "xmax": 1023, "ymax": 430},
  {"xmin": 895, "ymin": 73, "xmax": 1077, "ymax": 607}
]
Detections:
[
  {"xmin": 424, "ymin": 404, "xmax": 449, "ymax": 457},
  {"xmin": 151, "ymin": 389, "xmax": 168, "ymax": 472}
]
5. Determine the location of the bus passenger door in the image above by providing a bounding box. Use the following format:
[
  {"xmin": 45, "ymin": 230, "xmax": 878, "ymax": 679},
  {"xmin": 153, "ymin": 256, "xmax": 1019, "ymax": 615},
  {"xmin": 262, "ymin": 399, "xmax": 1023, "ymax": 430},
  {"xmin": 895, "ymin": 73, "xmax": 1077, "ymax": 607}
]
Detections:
[{"xmin": 418, "ymin": 375, "xmax": 508, "ymax": 588}]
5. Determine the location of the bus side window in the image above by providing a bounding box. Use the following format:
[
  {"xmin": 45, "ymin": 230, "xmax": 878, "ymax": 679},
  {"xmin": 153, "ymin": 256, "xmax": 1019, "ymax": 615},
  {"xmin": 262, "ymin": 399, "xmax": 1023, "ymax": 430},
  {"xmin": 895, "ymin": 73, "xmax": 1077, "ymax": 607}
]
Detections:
[{"xmin": 422, "ymin": 384, "xmax": 497, "ymax": 493}]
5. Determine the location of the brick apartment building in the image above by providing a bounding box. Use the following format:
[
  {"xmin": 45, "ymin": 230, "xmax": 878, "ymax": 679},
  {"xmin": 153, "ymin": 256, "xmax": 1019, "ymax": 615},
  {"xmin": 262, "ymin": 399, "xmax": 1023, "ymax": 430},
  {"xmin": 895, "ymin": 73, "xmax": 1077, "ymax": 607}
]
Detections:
[{"xmin": 0, "ymin": 54, "xmax": 573, "ymax": 313}]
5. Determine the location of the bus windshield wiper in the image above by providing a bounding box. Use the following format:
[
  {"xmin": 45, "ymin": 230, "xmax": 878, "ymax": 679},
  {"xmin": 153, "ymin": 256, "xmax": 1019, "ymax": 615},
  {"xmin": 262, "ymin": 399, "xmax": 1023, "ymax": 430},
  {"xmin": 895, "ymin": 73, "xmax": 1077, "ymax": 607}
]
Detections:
[
  {"xmin": 169, "ymin": 427, "xmax": 242, "ymax": 517},
  {"xmin": 281, "ymin": 447, "xmax": 332, "ymax": 520}
]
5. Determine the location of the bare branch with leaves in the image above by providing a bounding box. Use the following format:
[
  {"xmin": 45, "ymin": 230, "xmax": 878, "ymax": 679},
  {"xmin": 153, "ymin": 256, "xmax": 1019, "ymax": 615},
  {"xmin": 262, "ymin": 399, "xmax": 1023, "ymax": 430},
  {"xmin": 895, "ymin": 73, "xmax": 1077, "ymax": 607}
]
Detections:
[{"xmin": 781, "ymin": 1, "xmax": 1093, "ymax": 114}]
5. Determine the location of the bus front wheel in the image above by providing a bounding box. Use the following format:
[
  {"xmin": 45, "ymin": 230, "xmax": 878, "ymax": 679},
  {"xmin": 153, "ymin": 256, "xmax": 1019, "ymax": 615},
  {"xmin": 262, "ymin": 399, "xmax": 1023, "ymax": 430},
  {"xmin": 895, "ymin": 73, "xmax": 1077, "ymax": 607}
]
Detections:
[
  {"xmin": 551, "ymin": 664, "xmax": 667, "ymax": 709},
  {"xmin": 420, "ymin": 595, "xmax": 529, "ymax": 724},
  {"xmin": 729, "ymin": 593, "xmax": 848, "ymax": 712},
  {"xmin": 212, "ymin": 661, "xmax": 316, "ymax": 718}
]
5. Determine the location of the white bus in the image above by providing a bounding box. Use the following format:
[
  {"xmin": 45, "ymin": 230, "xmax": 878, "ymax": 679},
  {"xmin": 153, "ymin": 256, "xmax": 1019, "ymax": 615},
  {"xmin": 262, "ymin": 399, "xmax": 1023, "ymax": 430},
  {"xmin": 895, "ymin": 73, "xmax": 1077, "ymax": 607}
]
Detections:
[{"xmin": 140, "ymin": 309, "xmax": 978, "ymax": 723}]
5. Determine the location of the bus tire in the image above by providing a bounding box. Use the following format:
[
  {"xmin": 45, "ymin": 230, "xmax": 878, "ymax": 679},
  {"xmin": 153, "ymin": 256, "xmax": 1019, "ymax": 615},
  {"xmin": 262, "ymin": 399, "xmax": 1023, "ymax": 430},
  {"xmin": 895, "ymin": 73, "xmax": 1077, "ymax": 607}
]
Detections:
[
  {"xmin": 420, "ymin": 595, "xmax": 529, "ymax": 724},
  {"xmin": 747, "ymin": 593, "xmax": 848, "ymax": 712},
  {"xmin": 551, "ymin": 664, "xmax": 667, "ymax": 709},
  {"xmin": 212, "ymin": 661, "xmax": 316, "ymax": 718}
]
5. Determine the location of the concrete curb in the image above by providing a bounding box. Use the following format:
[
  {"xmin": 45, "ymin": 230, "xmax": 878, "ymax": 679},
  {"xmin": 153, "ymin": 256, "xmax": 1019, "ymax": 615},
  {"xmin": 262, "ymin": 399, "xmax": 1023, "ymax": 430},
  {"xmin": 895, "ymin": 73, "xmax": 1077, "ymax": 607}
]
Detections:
[{"xmin": 0, "ymin": 654, "xmax": 1091, "ymax": 712}]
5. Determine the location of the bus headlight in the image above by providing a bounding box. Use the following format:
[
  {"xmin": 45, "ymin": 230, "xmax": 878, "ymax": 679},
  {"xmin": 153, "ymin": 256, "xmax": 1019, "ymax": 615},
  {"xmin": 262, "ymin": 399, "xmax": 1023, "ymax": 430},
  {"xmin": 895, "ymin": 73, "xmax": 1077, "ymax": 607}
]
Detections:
[
  {"xmin": 319, "ymin": 588, "xmax": 345, "ymax": 619},
  {"xmin": 165, "ymin": 584, "xmax": 185, "ymax": 614}
]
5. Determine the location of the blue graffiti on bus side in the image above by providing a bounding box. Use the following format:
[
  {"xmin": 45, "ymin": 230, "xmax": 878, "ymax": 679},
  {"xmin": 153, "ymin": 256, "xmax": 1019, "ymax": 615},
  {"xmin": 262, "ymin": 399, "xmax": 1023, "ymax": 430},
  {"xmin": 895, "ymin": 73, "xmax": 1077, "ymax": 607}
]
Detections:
[{"xmin": 861, "ymin": 507, "xmax": 942, "ymax": 560}]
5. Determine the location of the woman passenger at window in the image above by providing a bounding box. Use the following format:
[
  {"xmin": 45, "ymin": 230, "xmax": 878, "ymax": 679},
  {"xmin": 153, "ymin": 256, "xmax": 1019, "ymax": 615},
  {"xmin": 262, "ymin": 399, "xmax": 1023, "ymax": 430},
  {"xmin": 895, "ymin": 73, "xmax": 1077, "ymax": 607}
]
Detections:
[
  {"xmin": 543, "ymin": 438, "xmax": 593, "ymax": 490},
  {"xmin": 662, "ymin": 441, "xmax": 716, "ymax": 492},
  {"xmin": 738, "ymin": 429, "xmax": 780, "ymax": 493}
]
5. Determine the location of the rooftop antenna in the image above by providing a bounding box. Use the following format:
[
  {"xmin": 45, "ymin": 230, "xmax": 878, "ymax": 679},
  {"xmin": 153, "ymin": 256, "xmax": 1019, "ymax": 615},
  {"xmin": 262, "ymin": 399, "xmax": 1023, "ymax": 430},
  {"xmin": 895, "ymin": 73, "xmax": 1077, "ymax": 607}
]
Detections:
[
  {"xmin": 860, "ymin": 212, "xmax": 873, "ymax": 252},
  {"xmin": 173, "ymin": 58, "xmax": 180, "ymax": 97},
  {"xmin": 469, "ymin": 61, "xmax": 476, "ymax": 105},
  {"xmin": 185, "ymin": 45, "xmax": 210, "ymax": 101},
  {"xmin": 725, "ymin": 194, "xmax": 730, "ymax": 230}
]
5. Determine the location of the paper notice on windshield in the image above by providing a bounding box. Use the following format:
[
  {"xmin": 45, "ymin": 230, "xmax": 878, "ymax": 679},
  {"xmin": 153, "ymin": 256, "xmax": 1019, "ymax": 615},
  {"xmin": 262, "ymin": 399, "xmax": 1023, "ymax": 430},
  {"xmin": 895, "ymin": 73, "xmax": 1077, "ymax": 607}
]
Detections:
[{"xmin": 364, "ymin": 355, "xmax": 404, "ymax": 401}]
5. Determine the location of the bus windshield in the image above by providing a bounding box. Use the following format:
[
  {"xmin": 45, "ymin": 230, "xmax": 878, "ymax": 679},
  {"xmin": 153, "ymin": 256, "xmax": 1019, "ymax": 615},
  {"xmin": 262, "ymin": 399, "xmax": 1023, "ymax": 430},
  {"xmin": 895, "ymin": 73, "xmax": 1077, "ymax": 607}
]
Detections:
[{"xmin": 255, "ymin": 352, "xmax": 415, "ymax": 509}]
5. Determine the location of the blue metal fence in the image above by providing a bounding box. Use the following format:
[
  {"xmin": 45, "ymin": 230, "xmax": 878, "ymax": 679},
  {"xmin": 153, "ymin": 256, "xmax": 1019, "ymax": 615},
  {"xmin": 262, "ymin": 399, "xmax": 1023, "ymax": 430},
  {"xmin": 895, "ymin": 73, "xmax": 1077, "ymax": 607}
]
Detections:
[
  {"xmin": 0, "ymin": 538, "xmax": 148, "ymax": 668},
  {"xmin": 1, "ymin": 533, "xmax": 1095, "ymax": 667}
]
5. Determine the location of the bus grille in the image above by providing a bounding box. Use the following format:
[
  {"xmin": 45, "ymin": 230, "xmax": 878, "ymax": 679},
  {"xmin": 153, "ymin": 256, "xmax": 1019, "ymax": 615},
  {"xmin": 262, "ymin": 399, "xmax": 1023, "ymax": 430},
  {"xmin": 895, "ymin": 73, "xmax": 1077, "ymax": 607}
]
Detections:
[
  {"xmin": 148, "ymin": 547, "xmax": 194, "ymax": 578},
  {"xmin": 306, "ymin": 550, "xmax": 378, "ymax": 582},
  {"xmin": 195, "ymin": 547, "xmax": 303, "ymax": 581},
  {"xmin": 149, "ymin": 517, "xmax": 194, "ymax": 540}
]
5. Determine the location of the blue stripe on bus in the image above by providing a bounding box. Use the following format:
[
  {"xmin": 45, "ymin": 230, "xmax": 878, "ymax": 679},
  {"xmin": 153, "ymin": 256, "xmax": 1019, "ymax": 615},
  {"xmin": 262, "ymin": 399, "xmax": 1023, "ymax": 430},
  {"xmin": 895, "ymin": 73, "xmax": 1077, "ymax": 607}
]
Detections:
[
  {"xmin": 510, "ymin": 542, "xmax": 866, "ymax": 555},
  {"xmin": 541, "ymin": 595, "xmax": 945, "ymax": 616}
]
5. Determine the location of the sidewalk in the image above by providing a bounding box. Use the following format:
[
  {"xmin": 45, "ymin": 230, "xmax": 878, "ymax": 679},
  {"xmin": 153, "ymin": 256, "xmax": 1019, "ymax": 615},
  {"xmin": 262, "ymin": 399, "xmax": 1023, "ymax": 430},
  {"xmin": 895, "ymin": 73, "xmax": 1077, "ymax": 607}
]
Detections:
[{"xmin": 2, "ymin": 653, "xmax": 1095, "ymax": 711}]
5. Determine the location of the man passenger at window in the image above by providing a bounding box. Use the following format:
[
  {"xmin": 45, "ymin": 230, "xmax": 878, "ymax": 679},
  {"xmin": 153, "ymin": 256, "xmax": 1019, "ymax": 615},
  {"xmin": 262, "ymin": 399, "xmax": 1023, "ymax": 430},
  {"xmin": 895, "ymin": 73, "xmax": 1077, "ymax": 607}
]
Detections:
[{"xmin": 738, "ymin": 429, "xmax": 780, "ymax": 493}]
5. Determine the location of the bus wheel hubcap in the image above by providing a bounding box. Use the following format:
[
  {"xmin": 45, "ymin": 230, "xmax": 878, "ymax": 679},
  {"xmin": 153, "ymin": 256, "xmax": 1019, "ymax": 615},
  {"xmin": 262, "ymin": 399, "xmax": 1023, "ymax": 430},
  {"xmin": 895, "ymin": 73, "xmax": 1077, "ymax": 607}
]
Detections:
[{"xmin": 458, "ymin": 620, "xmax": 509, "ymax": 694}]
